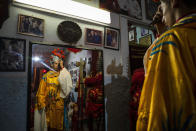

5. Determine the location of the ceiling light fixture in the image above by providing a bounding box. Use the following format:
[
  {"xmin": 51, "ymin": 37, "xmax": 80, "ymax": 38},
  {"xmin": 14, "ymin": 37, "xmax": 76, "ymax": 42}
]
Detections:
[{"xmin": 13, "ymin": 0, "xmax": 111, "ymax": 24}]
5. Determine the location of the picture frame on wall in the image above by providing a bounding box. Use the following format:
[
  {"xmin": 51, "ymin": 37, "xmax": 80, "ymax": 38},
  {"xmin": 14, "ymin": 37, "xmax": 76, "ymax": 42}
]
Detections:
[
  {"xmin": 104, "ymin": 27, "xmax": 120, "ymax": 50},
  {"xmin": 141, "ymin": 28, "xmax": 149, "ymax": 36},
  {"xmin": 129, "ymin": 27, "xmax": 137, "ymax": 44},
  {"xmin": 100, "ymin": 0, "xmax": 142, "ymax": 20},
  {"xmin": 17, "ymin": 14, "xmax": 44, "ymax": 37},
  {"xmin": 85, "ymin": 28, "xmax": 103, "ymax": 46},
  {"xmin": 139, "ymin": 34, "xmax": 152, "ymax": 46},
  {"xmin": 0, "ymin": 37, "xmax": 26, "ymax": 72}
]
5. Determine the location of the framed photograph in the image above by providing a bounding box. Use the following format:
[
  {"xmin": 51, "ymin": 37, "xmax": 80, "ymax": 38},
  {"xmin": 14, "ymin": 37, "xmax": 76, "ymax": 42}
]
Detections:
[
  {"xmin": 28, "ymin": 43, "xmax": 105, "ymax": 131},
  {"xmin": 100, "ymin": 0, "xmax": 142, "ymax": 19},
  {"xmin": 129, "ymin": 27, "xmax": 136, "ymax": 42},
  {"xmin": 141, "ymin": 28, "xmax": 149, "ymax": 36},
  {"xmin": 129, "ymin": 27, "xmax": 137, "ymax": 44},
  {"xmin": 85, "ymin": 28, "xmax": 103, "ymax": 46},
  {"xmin": 0, "ymin": 37, "xmax": 26, "ymax": 72},
  {"xmin": 104, "ymin": 27, "xmax": 120, "ymax": 50},
  {"xmin": 145, "ymin": 0, "xmax": 160, "ymax": 20},
  {"xmin": 139, "ymin": 34, "xmax": 152, "ymax": 45},
  {"xmin": 17, "ymin": 14, "xmax": 44, "ymax": 37}
]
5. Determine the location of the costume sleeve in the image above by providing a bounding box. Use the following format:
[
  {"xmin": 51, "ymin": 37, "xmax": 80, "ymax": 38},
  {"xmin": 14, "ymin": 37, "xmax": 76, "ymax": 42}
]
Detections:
[
  {"xmin": 58, "ymin": 67, "xmax": 73, "ymax": 98},
  {"xmin": 137, "ymin": 32, "xmax": 196, "ymax": 130},
  {"xmin": 36, "ymin": 74, "xmax": 47, "ymax": 110}
]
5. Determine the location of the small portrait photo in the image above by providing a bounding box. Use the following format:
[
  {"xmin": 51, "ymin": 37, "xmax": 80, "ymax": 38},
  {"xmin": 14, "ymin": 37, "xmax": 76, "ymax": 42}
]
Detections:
[
  {"xmin": 17, "ymin": 14, "xmax": 44, "ymax": 37},
  {"xmin": 128, "ymin": 27, "xmax": 137, "ymax": 44},
  {"xmin": 129, "ymin": 28, "xmax": 136, "ymax": 41},
  {"xmin": 85, "ymin": 28, "xmax": 103, "ymax": 46},
  {"xmin": 129, "ymin": 30, "xmax": 135, "ymax": 41},
  {"xmin": 104, "ymin": 27, "xmax": 120, "ymax": 50},
  {"xmin": 141, "ymin": 28, "xmax": 149, "ymax": 36},
  {"xmin": 0, "ymin": 37, "xmax": 26, "ymax": 72}
]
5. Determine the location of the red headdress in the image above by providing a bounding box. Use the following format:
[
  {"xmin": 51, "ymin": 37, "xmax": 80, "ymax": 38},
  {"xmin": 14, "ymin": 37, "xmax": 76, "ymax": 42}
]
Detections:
[
  {"xmin": 51, "ymin": 48, "xmax": 65, "ymax": 59},
  {"xmin": 49, "ymin": 48, "xmax": 65, "ymax": 64}
]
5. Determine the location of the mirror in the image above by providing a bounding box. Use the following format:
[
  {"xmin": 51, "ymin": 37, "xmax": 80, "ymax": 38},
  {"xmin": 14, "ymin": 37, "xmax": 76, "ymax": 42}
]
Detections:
[{"xmin": 28, "ymin": 43, "xmax": 105, "ymax": 131}]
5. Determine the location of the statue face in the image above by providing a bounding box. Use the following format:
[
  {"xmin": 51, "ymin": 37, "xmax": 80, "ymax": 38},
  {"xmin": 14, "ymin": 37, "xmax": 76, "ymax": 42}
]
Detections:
[
  {"xmin": 52, "ymin": 60, "xmax": 60, "ymax": 71},
  {"xmin": 0, "ymin": 0, "xmax": 9, "ymax": 29}
]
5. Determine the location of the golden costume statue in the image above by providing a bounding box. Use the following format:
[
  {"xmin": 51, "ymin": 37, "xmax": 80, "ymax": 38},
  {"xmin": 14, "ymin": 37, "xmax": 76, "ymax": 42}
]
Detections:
[
  {"xmin": 36, "ymin": 71, "xmax": 64, "ymax": 130},
  {"xmin": 137, "ymin": 15, "xmax": 196, "ymax": 131},
  {"xmin": 35, "ymin": 66, "xmax": 73, "ymax": 131}
]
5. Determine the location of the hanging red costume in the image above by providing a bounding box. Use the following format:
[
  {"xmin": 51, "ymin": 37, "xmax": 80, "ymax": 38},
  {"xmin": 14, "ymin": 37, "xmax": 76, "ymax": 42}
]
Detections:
[{"xmin": 129, "ymin": 68, "xmax": 144, "ymax": 131}]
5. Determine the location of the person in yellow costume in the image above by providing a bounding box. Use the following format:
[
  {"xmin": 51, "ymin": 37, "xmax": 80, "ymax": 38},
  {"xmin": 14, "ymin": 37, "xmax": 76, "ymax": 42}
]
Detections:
[
  {"xmin": 34, "ymin": 49, "xmax": 73, "ymax": 131},
  {"xmin": 136, "ymin": 0, "xmax": 196, "ymax": 130}
]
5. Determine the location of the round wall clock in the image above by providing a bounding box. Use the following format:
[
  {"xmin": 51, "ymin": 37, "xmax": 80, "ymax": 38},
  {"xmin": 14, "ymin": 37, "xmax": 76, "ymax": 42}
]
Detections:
[{"xmin": 57, "ymin": 21, "xmax": 82, "ymax": 44}]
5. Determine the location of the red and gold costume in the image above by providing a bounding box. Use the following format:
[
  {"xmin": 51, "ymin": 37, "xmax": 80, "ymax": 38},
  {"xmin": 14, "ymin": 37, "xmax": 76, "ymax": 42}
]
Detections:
[
  {"xmin": 84, "ymin": 73, "xmax": 104, "ymax": 131},
  {"xmin": 34, "ymin": 48, "xmax": 73, "ymax": 131}
]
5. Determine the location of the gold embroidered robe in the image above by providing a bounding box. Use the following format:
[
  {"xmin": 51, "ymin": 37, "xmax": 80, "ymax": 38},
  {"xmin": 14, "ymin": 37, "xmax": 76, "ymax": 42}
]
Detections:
[{"xmin": 36, "ymin": 71, "xmax": 64, "ymax": 130}]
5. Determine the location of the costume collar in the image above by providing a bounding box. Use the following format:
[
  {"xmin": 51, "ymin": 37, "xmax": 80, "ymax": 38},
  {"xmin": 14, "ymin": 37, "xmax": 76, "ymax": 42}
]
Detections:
[
  {"xmin": 172, "ymin": 13, "xmax": 196, "ymax": 28},
  {"xmin": 176, "ymin": 11, "xmax": 196, "ymax": 23}
]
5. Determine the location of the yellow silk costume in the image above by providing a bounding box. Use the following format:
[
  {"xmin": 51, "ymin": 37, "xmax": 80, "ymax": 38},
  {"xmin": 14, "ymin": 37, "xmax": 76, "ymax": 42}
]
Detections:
[
  {"xmin": 36, "ymin": 71, "xmax": 64, "ymax": 130},
  {"xmin": 137, "ymin": 15, "xmax": 196, "ymax": 131}
]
